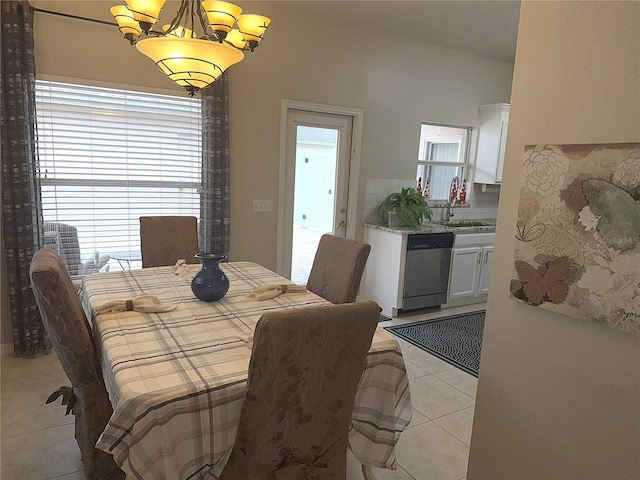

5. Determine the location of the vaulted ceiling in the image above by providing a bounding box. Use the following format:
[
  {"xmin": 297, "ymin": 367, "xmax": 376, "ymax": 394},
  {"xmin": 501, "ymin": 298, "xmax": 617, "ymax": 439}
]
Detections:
[{"xmin": 30, "ymin": 0, "xmax": 520, "ymax": 63}]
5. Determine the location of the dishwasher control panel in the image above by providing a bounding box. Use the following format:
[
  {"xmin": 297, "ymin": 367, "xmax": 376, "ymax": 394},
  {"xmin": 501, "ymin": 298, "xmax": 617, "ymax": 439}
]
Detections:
[{"xmin": 407, "ymin": 232, "xmax": 455, "ymax": 250}]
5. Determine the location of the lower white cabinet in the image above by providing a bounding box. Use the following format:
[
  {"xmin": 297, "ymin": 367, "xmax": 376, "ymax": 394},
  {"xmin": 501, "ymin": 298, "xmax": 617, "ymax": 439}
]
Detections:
[
  {"xmin": 477, "ymin": 247, "xmax": 494, "ymax": 294},
  {"xmin": 360, "ymin": 226, "xmax": 407, "ymax": 317},
  {"xmin": 447, "ymin": 233, "xmax": 494, "ymax": 304}
]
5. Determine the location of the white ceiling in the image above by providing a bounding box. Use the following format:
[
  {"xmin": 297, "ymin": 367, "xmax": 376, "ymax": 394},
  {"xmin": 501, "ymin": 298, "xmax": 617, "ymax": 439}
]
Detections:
[
  {"xmin": 30, "ymin": 0, "xmax": 521, "ymax": 63},
  {"xmin": 283, "ymin": 1, "xmax": 521, "ymax": 63}
]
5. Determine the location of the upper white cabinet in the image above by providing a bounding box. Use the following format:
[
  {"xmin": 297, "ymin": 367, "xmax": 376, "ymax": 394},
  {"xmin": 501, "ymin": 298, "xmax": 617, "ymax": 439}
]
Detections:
[{"xmin": 473, "ymin": 103, "xmax": 509, "ymax": 184}]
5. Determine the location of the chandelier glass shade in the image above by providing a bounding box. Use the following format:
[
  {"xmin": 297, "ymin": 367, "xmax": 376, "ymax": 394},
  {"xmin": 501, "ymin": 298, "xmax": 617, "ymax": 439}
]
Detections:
[
  {"xmin": 136, "ymin": 37, "xmax": 244, "ymax": 92},
  {"xmin": 110, "ymin": 5, "xmax": 142, "ymax": 41},
  {"xmin": 201, "ymin": 0, "xmax": 241, "ymax": 35},
  {"xmin": 110, "ymin": 0, "xmax": 270, "ymax": 95},
  {"xmin": 125, "ymin": 0, "xmax": 165, "ymax": 31}
]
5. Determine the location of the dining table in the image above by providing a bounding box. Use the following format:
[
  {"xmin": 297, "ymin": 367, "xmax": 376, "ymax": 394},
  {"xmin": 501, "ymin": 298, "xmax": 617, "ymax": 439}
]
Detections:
[{"xmin": 79, "ymin": 261, "xmax": 412, "ymax": 479}]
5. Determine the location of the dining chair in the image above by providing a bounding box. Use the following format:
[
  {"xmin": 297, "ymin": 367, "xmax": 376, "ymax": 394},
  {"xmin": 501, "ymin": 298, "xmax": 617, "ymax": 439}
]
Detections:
[
  {"xmin": 219, "ymin": 300, "xmax": 381, "ymax": 480},
  {"xmin": 306, "ymin": 234, "xmax": 372, "ymax": 304},
  {"xmin": 139, "ymin": 215, "xmax": 199, "ymax": 268},
  {"xmin": 29, "ymin": 249, "xmax": 124, "ymax": 480}
]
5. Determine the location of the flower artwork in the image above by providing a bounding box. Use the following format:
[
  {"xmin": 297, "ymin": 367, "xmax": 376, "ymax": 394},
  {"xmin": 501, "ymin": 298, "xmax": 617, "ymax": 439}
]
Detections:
[{"xmin": 511, "ymin": 143, "xmax": 640, "ymax": 336}]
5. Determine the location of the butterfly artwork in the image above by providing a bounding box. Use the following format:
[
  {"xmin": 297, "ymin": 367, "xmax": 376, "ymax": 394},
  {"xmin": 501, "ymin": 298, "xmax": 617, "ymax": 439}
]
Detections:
[
  {"xmin": 512, "ymin": 143, "xmax": 640, "ymax": 336},
  {"xmin": 513, "ymin": 256, "xmax": 570, "ymax": 306},
  {"xmin": 581, "ymin": 179, "xmax": 640, "ymax": 252}
]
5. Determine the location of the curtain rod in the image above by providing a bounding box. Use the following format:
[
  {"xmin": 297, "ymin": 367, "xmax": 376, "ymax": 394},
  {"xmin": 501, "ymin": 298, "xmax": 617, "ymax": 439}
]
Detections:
[{"xmin": 32, "ymin": 7, "xmax": 118, "ymax": 28}]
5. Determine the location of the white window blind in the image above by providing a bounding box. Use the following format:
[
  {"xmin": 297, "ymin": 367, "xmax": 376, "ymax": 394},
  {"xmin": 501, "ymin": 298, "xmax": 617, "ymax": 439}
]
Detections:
[{"xmin": 35, "ymin": 80, "xmax": 202, "ymax": 276}]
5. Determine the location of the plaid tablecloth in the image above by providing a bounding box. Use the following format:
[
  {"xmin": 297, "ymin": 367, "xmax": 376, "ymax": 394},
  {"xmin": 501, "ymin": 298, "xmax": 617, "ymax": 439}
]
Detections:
[{"xmin": 79, "ymin": 262, "xmax": 412, "ymax": 479}]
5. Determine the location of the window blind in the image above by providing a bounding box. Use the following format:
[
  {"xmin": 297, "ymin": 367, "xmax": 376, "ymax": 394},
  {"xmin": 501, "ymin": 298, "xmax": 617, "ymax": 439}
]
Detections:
[{"xmin": 35, "ymin": 80, "xmax": 202, "ymax": 276}]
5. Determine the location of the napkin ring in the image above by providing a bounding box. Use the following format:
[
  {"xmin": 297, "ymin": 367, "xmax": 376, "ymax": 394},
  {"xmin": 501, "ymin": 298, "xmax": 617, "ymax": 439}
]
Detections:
[{"xmin": 125, "ymin": 300, "xmax": 134, "ymax": 311}]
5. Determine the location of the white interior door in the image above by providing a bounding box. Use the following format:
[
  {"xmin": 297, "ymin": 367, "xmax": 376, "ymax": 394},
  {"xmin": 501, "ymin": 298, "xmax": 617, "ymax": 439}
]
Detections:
[{"xmin": 281, "ymin": 109, "xmax": 353, "ymax": 283}]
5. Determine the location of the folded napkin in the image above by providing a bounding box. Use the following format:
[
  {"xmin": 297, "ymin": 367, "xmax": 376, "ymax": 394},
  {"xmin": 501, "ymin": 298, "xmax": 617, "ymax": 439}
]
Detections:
[
  {"xmin": 95, "ymin": 294, "xmax": 178, "ymax": 315},
  {"xmin": 246, "ymin": 284, "xmax": 307, "ymax": 301},
  {"xmin": 174, "ymin": 259, "xmax": 192, "ymax": 279}
]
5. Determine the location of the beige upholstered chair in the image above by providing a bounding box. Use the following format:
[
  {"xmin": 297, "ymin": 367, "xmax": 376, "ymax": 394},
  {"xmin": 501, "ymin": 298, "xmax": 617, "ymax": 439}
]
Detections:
[
  {"xmin": 139, "ymin": 216, "xmax": 199, "ymax": 268},
  {"xmin": 306, "ymin": 234, "xmax": 372, "ymax": 304},
  {"xmin": 220, "ymin": 301, "xmax": 381, "ymax": 480},
  {"xmin": 29, "ymin": 249, "xmax": 123, "ymax": 480}
]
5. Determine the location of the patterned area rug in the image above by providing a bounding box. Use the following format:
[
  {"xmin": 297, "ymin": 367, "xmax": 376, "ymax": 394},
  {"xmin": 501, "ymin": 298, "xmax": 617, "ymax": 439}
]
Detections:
[{"xmin": 384, "ymin": 310, "xmax": 485, "ymax": 377}]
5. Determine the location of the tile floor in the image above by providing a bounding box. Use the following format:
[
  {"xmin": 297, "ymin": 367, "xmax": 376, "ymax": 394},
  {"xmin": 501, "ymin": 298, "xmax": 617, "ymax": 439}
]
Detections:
[{"xmin": 1, "ymin": 303, "xmax": 482, "ymax": 480}]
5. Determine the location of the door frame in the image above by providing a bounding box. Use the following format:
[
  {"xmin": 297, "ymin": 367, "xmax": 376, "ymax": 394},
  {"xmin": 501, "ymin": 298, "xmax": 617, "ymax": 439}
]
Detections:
[{"xmin": 277, "ymin": 99, "xmax": 364, "ymax": 277}]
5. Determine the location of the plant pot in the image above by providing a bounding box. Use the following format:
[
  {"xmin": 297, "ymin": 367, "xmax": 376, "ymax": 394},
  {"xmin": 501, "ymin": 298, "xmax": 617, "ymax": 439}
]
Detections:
[{"xmin": 388, "ymin": 212, "xmax": 413, "ymax": 228}]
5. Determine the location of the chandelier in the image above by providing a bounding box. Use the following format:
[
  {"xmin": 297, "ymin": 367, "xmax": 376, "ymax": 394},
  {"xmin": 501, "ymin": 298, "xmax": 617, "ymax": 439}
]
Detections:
[{"xmin": 110, "ymin": 0, "xmax": 270, "ymax": 95}]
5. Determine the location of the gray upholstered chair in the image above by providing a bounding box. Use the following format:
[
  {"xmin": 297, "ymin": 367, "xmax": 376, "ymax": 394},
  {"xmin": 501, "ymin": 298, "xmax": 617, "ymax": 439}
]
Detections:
[
  {"xmin": 220, "ymin": 301, "xmax": 381, "ymax": 480},
  {"xmin": 139, "ymin": 216, "xmax": 199, "ymax": 268},
  {"xmin": 306, "ymin": 234, "xmax": 372, "ymax": 304},
  {"xmin": 29, "ymin": 249, "xmax": 123, "ymax": 480}
]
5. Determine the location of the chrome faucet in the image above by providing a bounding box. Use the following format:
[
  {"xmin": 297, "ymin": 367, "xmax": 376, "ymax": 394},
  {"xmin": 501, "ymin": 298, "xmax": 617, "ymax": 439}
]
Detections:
[{"xmin": 445, "ymin": 176, "xmax": 459, "ymax": 222}]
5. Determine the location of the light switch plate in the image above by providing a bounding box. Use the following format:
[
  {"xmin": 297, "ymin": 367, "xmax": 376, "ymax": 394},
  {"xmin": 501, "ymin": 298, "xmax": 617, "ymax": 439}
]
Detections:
[{"xmin": 253, "ymin": 200, "xmax": 273, "ymax": 212}]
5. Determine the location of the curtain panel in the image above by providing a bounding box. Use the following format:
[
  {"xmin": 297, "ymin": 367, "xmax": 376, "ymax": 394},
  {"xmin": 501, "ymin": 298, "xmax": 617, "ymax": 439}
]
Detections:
[
  {"xmin": 1, "ymin": 0, "xmax": 47, "ymax": 355},
  {"xmin": 200, "ymin": 73, "xmax": 231, "ymax": 255}
]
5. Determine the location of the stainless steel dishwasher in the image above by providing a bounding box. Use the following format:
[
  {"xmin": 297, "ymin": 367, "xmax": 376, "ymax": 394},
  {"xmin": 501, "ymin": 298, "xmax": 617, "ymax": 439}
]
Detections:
[{"xmin": 402, "ymin": 232, "xmax": 455, "ymax": 310}]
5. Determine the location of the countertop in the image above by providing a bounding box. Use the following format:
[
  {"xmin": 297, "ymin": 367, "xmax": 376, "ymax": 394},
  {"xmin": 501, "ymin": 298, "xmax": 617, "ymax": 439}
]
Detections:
[{"xmin": 364, "ymin": 219, "xmax": 497, "ymax": 235}]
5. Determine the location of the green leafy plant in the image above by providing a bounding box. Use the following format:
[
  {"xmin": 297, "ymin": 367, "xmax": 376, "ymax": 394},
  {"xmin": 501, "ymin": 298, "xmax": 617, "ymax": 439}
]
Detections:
[{"xmin": 378, "ymin": 187, "xmax": 433, "ymax": 227}]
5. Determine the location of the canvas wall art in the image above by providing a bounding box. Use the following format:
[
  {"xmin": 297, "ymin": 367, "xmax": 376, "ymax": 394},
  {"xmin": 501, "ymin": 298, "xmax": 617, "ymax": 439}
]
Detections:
[{"xmin": 510, "ymin": 143, "xmax": 640, "ymax": 336}]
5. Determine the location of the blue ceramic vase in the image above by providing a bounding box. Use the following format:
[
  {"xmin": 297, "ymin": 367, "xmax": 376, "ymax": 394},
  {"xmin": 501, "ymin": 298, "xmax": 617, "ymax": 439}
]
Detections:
[{"xmin": 191, "ymin": 253, "xmax": 229, "ymax": 302}]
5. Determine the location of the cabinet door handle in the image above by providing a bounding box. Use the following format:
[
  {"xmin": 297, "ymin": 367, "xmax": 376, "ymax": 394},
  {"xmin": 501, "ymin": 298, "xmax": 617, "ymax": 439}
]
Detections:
[
  {"xmin": 477, "ymin": 253, "xmax": 482, "ymax": 265},
  {"xmin": 484, "ymin": 252, "xmax": 489, "ymax": 264}
]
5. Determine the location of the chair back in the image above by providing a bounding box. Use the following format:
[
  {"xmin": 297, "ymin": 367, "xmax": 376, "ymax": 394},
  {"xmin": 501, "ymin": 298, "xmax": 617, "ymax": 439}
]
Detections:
[
  {"xmin": 30, "ymin": 248, "xmax": 100, "ymax": 386},
  {"xmin": 30, "ymin": 248, "xmax": 122, "ymax": 480},
  {"xmin": 221, "ymin": 301, "xmax": 381, "ymax": 479},
  {"xmin": 306, "ymin": 234, "xmax": 371, "ymax": 304},
  {"xmin": 140, "ymin": 216, "xmax": 199, "ymax": 268}
]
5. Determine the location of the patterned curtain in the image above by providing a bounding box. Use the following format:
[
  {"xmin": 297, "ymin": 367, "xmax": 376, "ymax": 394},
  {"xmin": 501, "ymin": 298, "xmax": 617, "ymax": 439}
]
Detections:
[
  {"xmin": 200, "ymin": 72, "xmax": 231, "ymax": 255},
  {"xmin": 1, "ymin": 0, "xmax": 47, "ymax": 355}
]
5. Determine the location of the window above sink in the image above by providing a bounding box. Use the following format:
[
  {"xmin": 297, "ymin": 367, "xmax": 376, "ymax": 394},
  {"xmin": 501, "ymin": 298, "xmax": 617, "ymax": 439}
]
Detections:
[{"xmin": 416, "ymin": 123, "xmax": 471, "ymax": 202}]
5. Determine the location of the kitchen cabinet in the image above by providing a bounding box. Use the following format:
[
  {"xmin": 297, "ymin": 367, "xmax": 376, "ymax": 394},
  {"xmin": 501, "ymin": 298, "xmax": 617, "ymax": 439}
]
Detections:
[
  {"xmin": 473, "ymin": 103, "xmax": 509, "ymax": 184},
  {"xmin": 361, "ymin": 225, "xmax": 495, "ymax": 315},
  {"xmin": 446, "ymin": 232, "xmax": 495, "ymax": 306},
  {"xmin": 360, "ymin": 226, "xmax": 407, "ymax": 317},
  {"xmin": 477, "ymin": 246, "xmax": 493, "ymax": 294},
  {"xmin": 448, "ymin": 246, "xmax": 493, "ymax": 299}
]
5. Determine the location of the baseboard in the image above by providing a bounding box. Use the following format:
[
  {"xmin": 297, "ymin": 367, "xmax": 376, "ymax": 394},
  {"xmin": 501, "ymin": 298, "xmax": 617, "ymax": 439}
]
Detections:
[{"xmin": 442, "ymin": 294, "xmax": 488, "ymax": 309}]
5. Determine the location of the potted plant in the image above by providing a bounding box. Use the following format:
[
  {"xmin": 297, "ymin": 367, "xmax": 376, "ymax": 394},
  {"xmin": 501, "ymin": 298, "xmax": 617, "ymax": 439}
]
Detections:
[{"xmin": 379, "ymin": 187, "xmax": 433, "ymax": 228}]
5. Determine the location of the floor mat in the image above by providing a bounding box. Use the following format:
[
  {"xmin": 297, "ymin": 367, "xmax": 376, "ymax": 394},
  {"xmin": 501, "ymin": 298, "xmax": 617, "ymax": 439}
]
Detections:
[{"xmin": 384, "ymin": 310, "xmax": 485, "ymax": 377}]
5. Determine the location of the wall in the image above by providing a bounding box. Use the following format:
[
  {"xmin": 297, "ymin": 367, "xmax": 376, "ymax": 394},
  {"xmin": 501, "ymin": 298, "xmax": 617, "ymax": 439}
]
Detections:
[
  {"xmin": 468, "ymin": 2, "xmax": 640, "ymax": 479},
  {"xmin": 31, "ymin": 1, "xmax": 180, "ymax": 95}
]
